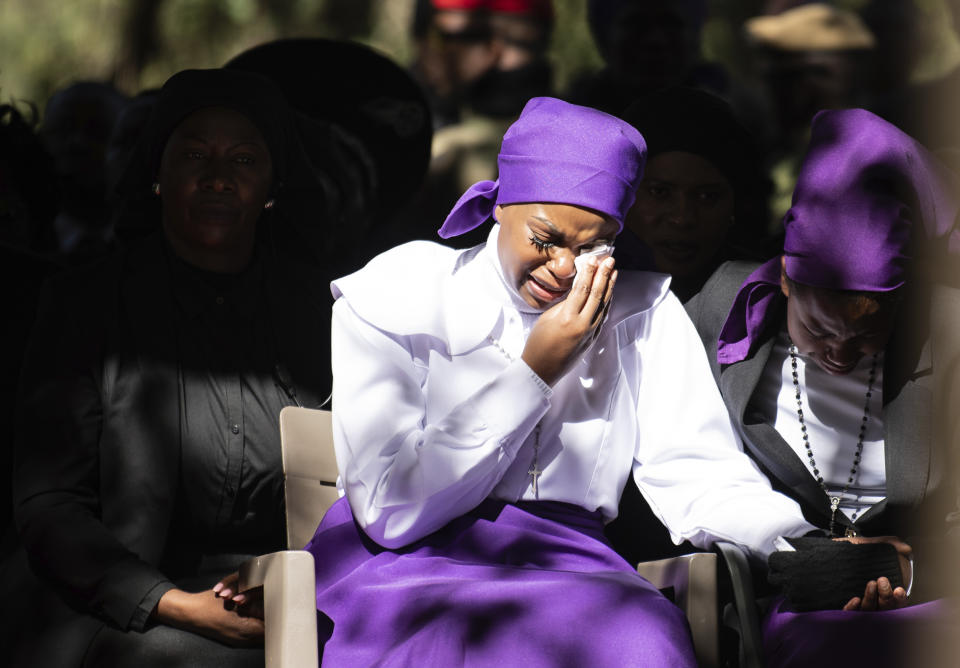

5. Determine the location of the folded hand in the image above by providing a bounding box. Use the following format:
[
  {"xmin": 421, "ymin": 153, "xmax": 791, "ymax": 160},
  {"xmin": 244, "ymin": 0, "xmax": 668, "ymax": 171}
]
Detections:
[{"xmin": 153, "ymin": 574, "xmax": 264, "ymax": 646}]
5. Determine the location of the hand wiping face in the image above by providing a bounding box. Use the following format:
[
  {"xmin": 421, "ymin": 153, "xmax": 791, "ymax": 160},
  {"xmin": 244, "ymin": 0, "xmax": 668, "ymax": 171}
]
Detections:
[{"xmin": 573, "ymin": 245, "xmax": 614, "ymax": 284}]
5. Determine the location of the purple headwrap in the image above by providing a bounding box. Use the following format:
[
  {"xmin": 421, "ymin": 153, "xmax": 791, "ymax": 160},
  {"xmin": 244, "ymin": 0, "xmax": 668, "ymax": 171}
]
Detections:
[
  {"xmin": 437, "ymin": 97, "xmax": 647, "ymax": 238},
  {"xmin": 717, "ymin": 108, "xmax": 960, "ymax": 365}
]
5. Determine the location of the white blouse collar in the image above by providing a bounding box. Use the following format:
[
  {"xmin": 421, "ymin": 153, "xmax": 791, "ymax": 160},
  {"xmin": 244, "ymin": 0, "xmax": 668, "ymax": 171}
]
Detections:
[
  {"xmin": 331, "ymin": 227, "xmax": 508, "ymax": 356},
  {"xmin": 443, "ymin": 224, "xmax": 522, "ymax": 354},
  {"xmin": 331, "ymin": 223, "xmax": 671, "ymax": 357}
]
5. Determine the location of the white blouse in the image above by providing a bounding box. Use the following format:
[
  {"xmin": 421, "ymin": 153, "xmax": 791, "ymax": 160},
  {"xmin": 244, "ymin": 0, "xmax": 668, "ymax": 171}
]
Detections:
[
  {"xmin": 329, "ymin": 225, "xmax": 813, "ymax": 556},
  {"xmin": 753, "ymin": 326, "xmax": 887, "ymax": 521}
]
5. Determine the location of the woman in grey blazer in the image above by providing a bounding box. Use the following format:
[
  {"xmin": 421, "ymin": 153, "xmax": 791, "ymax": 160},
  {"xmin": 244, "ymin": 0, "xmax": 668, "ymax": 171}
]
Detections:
[{"xmin": 687, "ymin": 108, "xmax": 960, "ymax": 667}]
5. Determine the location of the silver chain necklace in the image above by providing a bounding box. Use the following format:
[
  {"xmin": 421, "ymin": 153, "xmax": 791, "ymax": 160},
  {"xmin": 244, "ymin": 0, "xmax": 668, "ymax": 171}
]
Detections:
[
  {"xmin": 789, "ymin": 344, "xmax": 877, "ymax": 537},
  {"xmin": 487, "ymin": 335, "xmax": 543, "ymax": 497}
]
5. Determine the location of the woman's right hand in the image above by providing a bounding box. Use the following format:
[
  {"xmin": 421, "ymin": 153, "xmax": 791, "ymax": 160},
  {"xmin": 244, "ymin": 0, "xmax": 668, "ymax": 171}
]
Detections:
[
  {"xmin": 522, "ymin": 255, "xmax": 616, "ymax": 386},
  {"xmin": 153, "ymin": 586, "xmax": 264, "ymax": 646}
]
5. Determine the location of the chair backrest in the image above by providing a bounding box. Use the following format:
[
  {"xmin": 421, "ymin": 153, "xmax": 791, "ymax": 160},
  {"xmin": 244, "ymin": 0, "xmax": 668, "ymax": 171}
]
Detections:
[{"xmin": 279, "ymin": 406, "xmax": 341, "ymax": 550}]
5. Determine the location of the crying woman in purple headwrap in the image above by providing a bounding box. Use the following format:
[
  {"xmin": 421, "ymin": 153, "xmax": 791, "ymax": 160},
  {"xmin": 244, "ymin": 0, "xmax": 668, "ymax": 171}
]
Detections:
[
  {"xmin": 278, "ymin": 95, "xmax": 823, "ymax": 667},
  {"xmin": 688, "ymin": 108, "xmax": 960, "ymax": 667}
]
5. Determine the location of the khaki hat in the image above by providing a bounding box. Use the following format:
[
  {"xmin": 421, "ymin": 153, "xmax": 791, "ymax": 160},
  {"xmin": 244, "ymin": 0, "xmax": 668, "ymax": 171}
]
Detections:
[{"xmin": 745, "ymin": 3, "xmax": 875, "ymax": 51}]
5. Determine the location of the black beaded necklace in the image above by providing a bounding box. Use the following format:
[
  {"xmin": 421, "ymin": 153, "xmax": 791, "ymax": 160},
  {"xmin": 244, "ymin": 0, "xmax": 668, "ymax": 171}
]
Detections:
[{"xmin": 789, "ymin": 345, "xmax": 878, "ymax": 537}]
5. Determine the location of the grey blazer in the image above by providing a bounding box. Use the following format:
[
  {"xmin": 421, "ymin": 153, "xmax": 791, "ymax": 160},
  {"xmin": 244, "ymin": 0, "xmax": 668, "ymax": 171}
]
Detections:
[{"xmin": 685, "ymin": 261, "xmax": 958, "ymax": 557}]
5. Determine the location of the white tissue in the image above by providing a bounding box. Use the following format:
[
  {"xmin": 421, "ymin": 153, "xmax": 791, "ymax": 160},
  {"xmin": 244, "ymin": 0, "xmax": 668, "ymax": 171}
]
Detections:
[{"xmin": 573, "ymin": 245, "xmax": 614, "ymax": 274}]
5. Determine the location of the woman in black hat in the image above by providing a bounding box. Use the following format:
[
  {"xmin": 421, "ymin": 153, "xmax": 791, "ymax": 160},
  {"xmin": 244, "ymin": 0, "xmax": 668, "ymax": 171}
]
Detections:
[
  {"xmin": 7, "ymin": 68, "xmax": 333, "ymax": 667},
  {"xmin": 604, "ymin": 87, "xmax": 774, "ymax": 565},
  {"xmin": 616, "ymin": 86, "xmax": 772, "ymax": 303}
]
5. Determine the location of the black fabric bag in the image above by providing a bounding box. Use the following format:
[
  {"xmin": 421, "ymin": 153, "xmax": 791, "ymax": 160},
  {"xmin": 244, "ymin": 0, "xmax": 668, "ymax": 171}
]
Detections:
[{"xmin": 767, "ymin": 537, "xmax": 903, "ymax": 611}]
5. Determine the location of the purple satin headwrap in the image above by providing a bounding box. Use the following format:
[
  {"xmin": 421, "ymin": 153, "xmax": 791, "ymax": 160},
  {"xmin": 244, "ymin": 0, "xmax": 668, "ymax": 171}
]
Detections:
[
  {"xmin": 717, "ymin": 108, "xmax": 960, "ymax": 365},
  {"xmin": 437, "ymin": 97, "xmax": 647, "ymax": 238}
]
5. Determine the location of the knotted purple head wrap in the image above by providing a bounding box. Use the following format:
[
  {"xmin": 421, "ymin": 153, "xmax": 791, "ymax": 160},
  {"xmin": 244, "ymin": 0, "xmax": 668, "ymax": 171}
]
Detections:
[
  {"xmin": 437, "ymin": 96, "xmax": 647, "ymax": 238},
  {"xmin": 717, "ymin": 108, "xmax": 960, "ymax": 365}
]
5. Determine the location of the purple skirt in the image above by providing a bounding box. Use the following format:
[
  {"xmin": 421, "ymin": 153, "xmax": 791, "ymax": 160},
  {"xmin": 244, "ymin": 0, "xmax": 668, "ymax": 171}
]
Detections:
[
  {"xmin": 305, "ymin": 497, "xmax": 696, "ymax": 667},
  {"xmin": 762, "ymin": 595, "xmax": 955, "ymax": 667}
]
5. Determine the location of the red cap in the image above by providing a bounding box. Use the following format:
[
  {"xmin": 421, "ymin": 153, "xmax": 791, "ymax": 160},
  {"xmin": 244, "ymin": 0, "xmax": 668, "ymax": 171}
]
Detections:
[
  {"xmin": 489, "ymin": 0, "xmax": 553, "ymax": 18},
  {"xmin": 431, "ymin": 0, "xmax": 553, "ymax": 18},
  {"xmin": 430, "ymin": 0, "xmax": 490, "ymax": 11}
]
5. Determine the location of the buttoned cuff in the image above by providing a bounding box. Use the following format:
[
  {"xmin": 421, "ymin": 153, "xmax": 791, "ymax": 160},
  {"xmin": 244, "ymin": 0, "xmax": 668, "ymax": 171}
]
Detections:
[{"xmin": 517, "ymin": 359, "xmax": 553, "ymax": 397}]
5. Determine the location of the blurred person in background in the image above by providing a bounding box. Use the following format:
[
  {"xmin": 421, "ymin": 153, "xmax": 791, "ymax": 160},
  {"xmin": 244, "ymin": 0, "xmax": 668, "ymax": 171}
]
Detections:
[
  {"xmin": 0, "ymin": 102, "xmax": 59, "ymax": 253},
  {"xmin": 859, "ymin": 0, "xmax": 925, "ymax": 129},
  {"xmin": 411, "ymin": 0, "xmax": 555, "ymax": 250},
  {"xmin": 566, "ymin": 0, "xmax": 723, "ymax": 116},
  {"xmin": 0, "ymin": 103, "xmax": 63, "ymax": 556},
  {"xmin": 104, "ymin": 89, "xmax": 160, "ymax": 242},
  {"xmin": 743, "ymin": 3, "xmax": 876, "ymax": 228},
  {"xmin": 872, "ymin": 0, "xmax": 960, "ymax": 155},
  {"xmin": 40, "ymin": 81, "xmax": 127, "ymax": 263},
  {"xmin": 614, "ymin": 86, "xmax": 772, "ymax": 303},
  {"xmin": 0, "ymin": 102, "xmax": 62, "ymax": 556},
  {"xmin": 410, "ymin": 0, "xmax": 554, "ymax": 129}
]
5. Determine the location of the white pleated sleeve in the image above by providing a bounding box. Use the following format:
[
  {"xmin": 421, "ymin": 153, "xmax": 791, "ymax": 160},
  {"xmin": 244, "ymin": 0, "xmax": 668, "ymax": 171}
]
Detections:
[{"xmin": 630, "ymin": 293, "xmax": 815, "ymax": 559}]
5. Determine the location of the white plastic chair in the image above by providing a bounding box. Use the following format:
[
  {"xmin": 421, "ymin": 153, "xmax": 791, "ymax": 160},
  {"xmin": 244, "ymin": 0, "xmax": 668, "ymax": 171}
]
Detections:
[
  {"xmin": 238, "ymin": 407, "xmax": 336, "ymax": 668},
  {"xmin": 241, "ymin": 407, "xmax": 719, "ymax": 667}
]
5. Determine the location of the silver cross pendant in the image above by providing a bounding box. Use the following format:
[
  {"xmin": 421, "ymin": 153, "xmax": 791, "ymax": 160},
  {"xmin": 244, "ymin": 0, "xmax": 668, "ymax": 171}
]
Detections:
[{"xmin": 528, "ymin": 464, "xmax": 543, "ymax": 499}]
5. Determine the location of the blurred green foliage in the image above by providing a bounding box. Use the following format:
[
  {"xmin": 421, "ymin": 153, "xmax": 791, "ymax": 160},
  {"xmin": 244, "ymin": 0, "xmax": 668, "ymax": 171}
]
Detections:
[
  {"xmin": 549, "ymin": 0, "xmax": 603, "ymax": 91},
  {"xmin": 913, "ymin": 0, "xmax": 960, "ymax": 81},
  {"xmin": 1, "ymin": 0, "xmax": 125, "ymax": 105},
  {"xmin": 2, "ymin": 0, "xmax": 388, "ymax": 108},
  {"xmin": 1, "ymin": 0, "xmax": 958, "ymax": 116},
  {"xmin": 0, "ymin": 0, "xmax": 601, "ymax": 112}
]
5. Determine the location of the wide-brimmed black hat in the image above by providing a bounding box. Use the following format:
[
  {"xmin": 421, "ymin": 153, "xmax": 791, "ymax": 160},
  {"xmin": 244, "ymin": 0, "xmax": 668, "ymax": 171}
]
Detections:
[
  {"xmin": 224, "ymin": 38, "xmax": 433, "ymax": 211},
  {"xmin": 118, "ymin": 67, "xmax": 315, "ymax": 195}
]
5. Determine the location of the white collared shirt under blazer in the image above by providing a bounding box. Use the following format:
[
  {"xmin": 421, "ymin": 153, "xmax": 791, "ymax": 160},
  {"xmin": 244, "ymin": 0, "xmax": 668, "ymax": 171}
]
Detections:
[{"xmin": 329, "ymin": 225, "xmax": 814, "ymax": 556}]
